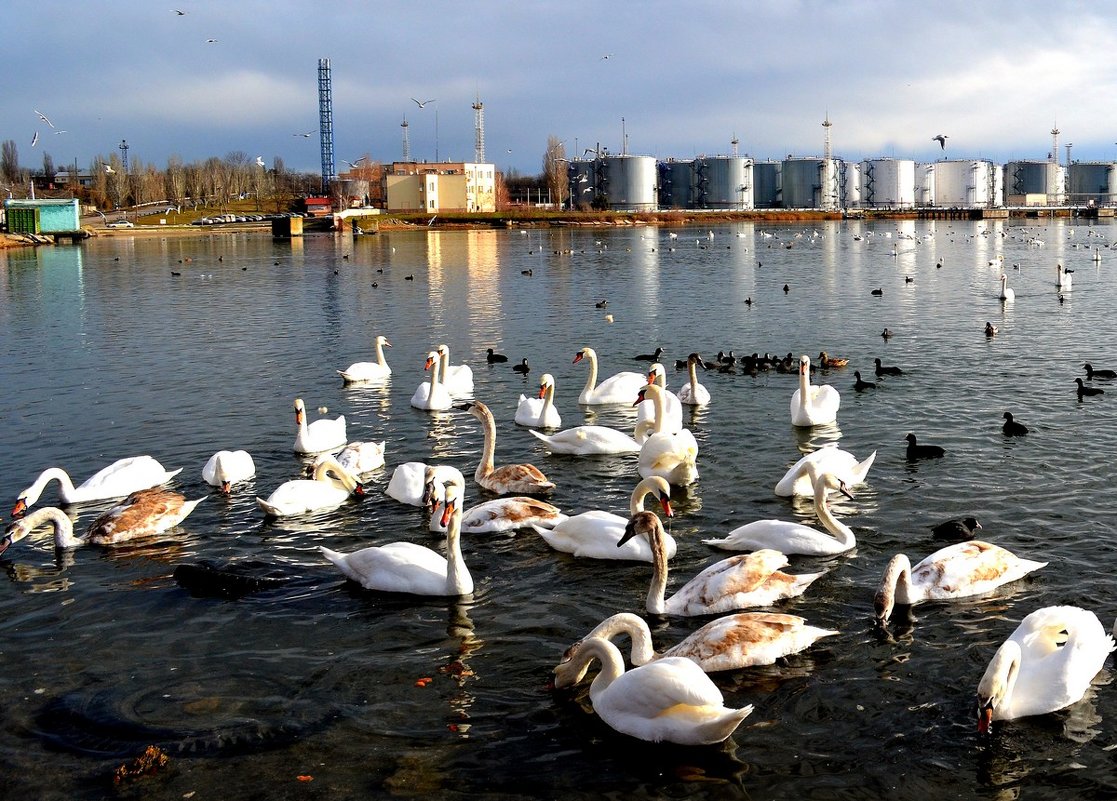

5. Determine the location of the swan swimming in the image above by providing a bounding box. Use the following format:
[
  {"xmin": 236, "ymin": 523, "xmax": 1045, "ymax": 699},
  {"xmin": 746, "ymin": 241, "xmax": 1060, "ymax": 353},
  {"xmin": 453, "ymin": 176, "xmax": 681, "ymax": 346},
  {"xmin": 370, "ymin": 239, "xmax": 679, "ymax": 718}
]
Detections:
[
  {"xmin": 977, "ymin": 605, "xmax": 1114, "ymax": 733},
  {"xmin": 790, "ymin": 354, "xmax": 840, "ymax": 427},
  {"xmin": 774, "ymin": 443, "xmax": 876, "ymax": 498},
  {"xmin": 12, "ymin": 455, "xmax": 183, "ymax": 516},
  {"xmin": 293, "ymin": 397, "xmax": 347, "ymax": 454},
  {"xmin": 677, "ymin": 352, "xmax": 711, "ymax": 407},
  {"xmin": 458, "ymin": 400, "xmax": 555, "ymax": 495},
  {"xmin": 533, "ymin": 475, "xmax": 675, "ymax": 561},
  {"xmin": 636, "ymin": 384, "xmax": 699, "ymax": 486},
  {"xmin": 201, "ymin": 450, "xmax": 256, "ymax": 494},
  {"xmin": 573, "ymin": 346, "xmax": 647, "ymax": 405},
  {"xmin": 256, "ymin": 456, "xmax": 363, "ymax": 517},
  {"xmin": 515, "ymin": 373, "xmax": 562, "ymax": 429},
  {"xmin": 635, "ymin": 363, "xmax": 683, "ymax": 437},
  {"xmin": 552, "ymin": 636, "xmax": 752, "ymax": 745},
  {"xmin": 999, "ymin": 274, "xmax": 1015, "ymax": 302},
  {"xmin": 337, "ymin": 335, "xmax": 392, "ymax": 383},
  {"xmin": 410, "ymin": 351, "xmax": 454, "ymax": 411}
]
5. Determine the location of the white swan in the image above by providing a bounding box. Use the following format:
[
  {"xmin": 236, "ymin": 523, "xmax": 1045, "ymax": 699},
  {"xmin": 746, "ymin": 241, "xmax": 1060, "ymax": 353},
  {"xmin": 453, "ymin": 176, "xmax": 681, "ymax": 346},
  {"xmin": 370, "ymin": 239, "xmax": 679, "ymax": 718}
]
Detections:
[
  {"xmin": 256, "ymin": 456, "xmax": 363, "ymax": 517},
  {"xmin": 552, "ymin": 636, "xmax": 752, "ymax": 745},
  {"xmin": 515, "ymin": 373, "xmax": 562, "ymax": 429},
  {"xmin": 201, "ymin": 450, "xmax": 256, "ymax": 494},
  {"xmin": 678, "ymin": 353, "xmax": 711, "ymax": 407},
  {"xmin": 386, "ymin": 462, "xmax": 464, "ymax": 506},
  {"xmin": 999, "ymin": 273, "xmax": 1015, "ymax": 302},
  {"xmin": 528, "ymin": 424, "xmax": 641, "ymax": 456},
  {"xmin": 977, "ymin": 605, "xmax": 1114, "ymax": 733},
  {"xmin": 573, "ymin": 346, "xmax": 647, "ymax": 405},
  {"xmin": 703, "ymin": 468, "xmax": 856, "ymax": 556},
  {"xmin": 458, "ymin": 400, "xmax": 555, "ymax": 495},
  {"xmin": 320, "ymin": 476, "xmax": 473, "ymax": 596},
  {"xmin": 774, "ymin": 443, "xmax": 876, "ymax": 497},
  {"xmin": 623, "ymin": 511, "xmax": 825, "ymax": 616},
  {"xmin": 3, "ymin": 488, "xmax": 203, "ymax": 550},
  {"xmin": 410, "ymin": 351, "xmax": 453, "ymax": 411},
  {"xmin": 1056, "ymin": 263, "xmax": 1073, "ymax": 292},
  {"xmin": 12, "ymin": 456, "xmax": 183, "ymax": 516},
  {"xmin": 334, "ymin": 441, "xmax": 386, "ymax": 477},
  {"xmin": 338, "ymin": 335, "xmax": 392, "ymax": 383},
  {"xmin": 293, "ymin": 397, "xmax": 347, "ymax": 454},
  {"xmin": 533, "ymin": 476, "xmax": 676, "ymax": 562},
  {"xmin": 563, "ymin": 611, "xmax": 838, "ymax": 676},
  {"xmin": 437, "ymin": 343, "xmax": 474, "ymax": 396},
  {"xmin": 635, "ymin": 363, "xmax": 682, "ymax": 437},
  {"xmin": 637, "ymin": 384, "xmax": 699, "ymax": 487},
  {"xmin": 874, "ymin": 540, "xmax": 1047, "ymax": 622},
  {"xmin": 790, "ymin": 354, "xmax": 840, "ymax": 427}
]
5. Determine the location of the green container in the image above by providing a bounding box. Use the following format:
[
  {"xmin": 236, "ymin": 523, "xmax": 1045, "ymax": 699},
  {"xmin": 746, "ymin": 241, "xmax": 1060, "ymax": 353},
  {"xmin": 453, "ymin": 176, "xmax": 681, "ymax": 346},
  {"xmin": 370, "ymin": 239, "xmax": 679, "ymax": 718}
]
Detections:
[{"xmin": 7, "ymin": 206, "xmax": 40, "ymax": 234}]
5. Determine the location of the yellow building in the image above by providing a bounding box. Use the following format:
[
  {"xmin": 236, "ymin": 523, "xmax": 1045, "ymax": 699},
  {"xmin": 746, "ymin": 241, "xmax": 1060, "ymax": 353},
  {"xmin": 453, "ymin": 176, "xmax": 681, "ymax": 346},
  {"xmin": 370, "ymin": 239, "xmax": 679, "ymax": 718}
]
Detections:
[{"xmin": 386, "ymin": 162, "xmax": 495, "ymax": 213}]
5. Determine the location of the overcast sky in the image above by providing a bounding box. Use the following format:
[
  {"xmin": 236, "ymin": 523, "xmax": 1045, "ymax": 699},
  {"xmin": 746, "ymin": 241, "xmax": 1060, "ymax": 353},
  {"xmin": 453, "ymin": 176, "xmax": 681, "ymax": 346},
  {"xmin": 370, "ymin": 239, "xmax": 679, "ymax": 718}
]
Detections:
[{"xmin": 7, "ymin": 1, "xmax": 1117, "ymax": 178}]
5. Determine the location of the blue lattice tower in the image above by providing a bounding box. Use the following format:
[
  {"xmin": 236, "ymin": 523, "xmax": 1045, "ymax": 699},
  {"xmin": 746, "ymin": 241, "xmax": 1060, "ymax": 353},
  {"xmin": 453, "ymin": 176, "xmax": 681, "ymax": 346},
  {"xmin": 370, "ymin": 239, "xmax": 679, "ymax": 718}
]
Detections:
[{"xmin": 318, "ymin": 58, "xmax": 335, "ymax": 192}]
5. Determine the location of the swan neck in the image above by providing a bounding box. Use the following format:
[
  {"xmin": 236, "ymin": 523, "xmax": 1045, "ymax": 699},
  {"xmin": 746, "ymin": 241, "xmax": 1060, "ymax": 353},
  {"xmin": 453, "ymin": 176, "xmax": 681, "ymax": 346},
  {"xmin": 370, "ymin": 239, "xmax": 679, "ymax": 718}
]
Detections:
[
  {"xmin": 375, "ymin": 339, "xmax": 388, "ymax": 367},
  {"xmin": 25, "ymin": 467, "xmax": 75, "ymax": 506},
  {"xmin": 798, "ymin": 361, "xmax": 810, "ymax": 401},
  {"xmin": 646, "ymin": 517, "xmax": 669, "ymax": 614},
  {"xmin": 877, "ymin": 554, "xmax": 912, "ymax": 619},
  {"xmin": 687, "ymin": 359, "xmax": 699, "ymax": 388},
  {"xmin": 444, "ymin": 509, "xmax": 473, "ymax": 594},
  {"xmin": 475, "ymin": 408, "xmax": 497, "ymax": 479},
  {"xmin": 581, "ymin": 350, "xmax": 599, "ymax": 397},
  {"xmin": 814, "ymin": 478, "xmax": 855, "ymax": 546},
  {"xmin": 585, "ymin": 613, "xmax": 657, "ymax": 665},
  {"xmin": 19, "ymin": 507, "xmax": 82, "ymax": 547},
  {"xmin": 581, "ymin": 638, "xmax": 626, "ymax": 703},
  {"xmin": 541, "ymin": 382, "xmax": 555, "ymax": 415},
  {"xmin": 650, "ymin": 387, "xmax": 667, "ymax": 434}
]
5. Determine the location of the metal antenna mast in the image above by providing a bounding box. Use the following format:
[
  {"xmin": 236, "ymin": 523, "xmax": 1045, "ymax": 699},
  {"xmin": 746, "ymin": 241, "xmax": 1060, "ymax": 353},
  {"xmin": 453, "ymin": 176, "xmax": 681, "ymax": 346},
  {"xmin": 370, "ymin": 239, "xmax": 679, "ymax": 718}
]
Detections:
[
  {"xmin": 318, "ymin": 58, "xmax": 335, "ymax": 192},
  {"xmin": 821, "ymin": 113, "xmax": 835, "ymax": 211},
  {"xmin": 473, "ymin": 95, "xmax": 485, "ymax": 163},
  {"xmin": 401, "ymin": 118, "xmax": 411, "ymax": 162}
]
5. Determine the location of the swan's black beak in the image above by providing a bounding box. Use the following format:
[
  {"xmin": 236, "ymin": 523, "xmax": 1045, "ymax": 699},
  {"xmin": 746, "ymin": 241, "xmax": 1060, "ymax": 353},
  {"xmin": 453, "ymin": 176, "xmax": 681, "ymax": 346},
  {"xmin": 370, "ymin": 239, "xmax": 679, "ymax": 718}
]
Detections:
[{"xmin": 839, "ymin": 483, "xmax": 854, "ymax": 501}]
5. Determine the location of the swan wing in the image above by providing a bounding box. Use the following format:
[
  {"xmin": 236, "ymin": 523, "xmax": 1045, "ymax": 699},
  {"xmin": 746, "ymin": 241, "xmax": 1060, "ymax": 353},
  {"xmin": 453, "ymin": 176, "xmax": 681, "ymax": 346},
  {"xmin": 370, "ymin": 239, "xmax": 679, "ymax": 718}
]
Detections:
[
  {"xmin": 74, "ymin": 456, "xmax": 181, "ymax": 501},
  {"xmin": 530, "ymin": 426, "xmax": 640, "ymax": 454},
  {"xmin": 702, "ymin": 519, "xmax": 838, "ymax": 556},
  {"xmin": 911, "ymin": 540, "xmax": 1046, "ymax": 601},
  {"xmin": 664, "ymin": 612, "xmax": 839, "ymax": 671},
  {"xmin": 461, "ymin": 497, "xmax": 567, "ymax": 532},
  {"xmin": 257, "ymin": 480, "xmax": 349, "ymax": 516},
  {"xmin": 87, "ymin": 488, "xmax": 195, "ymax": 543},
  {"xmin": 321, "ymin": 543, "xmax": 449, "ymax": 594}
]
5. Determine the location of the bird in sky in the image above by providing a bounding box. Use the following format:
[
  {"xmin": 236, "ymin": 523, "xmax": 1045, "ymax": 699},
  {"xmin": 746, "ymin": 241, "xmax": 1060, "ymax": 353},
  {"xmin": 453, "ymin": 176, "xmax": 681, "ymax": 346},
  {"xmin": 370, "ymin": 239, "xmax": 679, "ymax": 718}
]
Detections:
[
  {"xmin": 293, "ymin": 130, "xmax": 313, "ymax": 137},
  {"xmin": 206, "ymin": 38, "xmax": 218, "ymax": 43},
  {"xmin": 412, "ymin": 98, "xmax": 436, "ymax": 109},
  {"xmin": 932, "ymin": 134, "xmax": 948, "ymax": 150},
  {"xmin": 600, "ymin": 53, "xmax": 613, "ymax": 60},
  {"xmin": 30, "ymin": 131, "xmax": 38, "ymax": 147},
  {"xmin": 35, "ymin": 109, "xmax": 54, "ymax": 128},
  {"xmin": 104, "ymin": 164, "xmax": 115, "ymax": 174},
  {"xmin": 173, "ymin": 9, "xmax": 186, "ymax": 14},
  {"xmin": 255, "ymin": 156, "xmax": 266, "ymax": 167},
  {"xmin": 54, "ymin": 130, "xmax": 67, "ymax": 135}
]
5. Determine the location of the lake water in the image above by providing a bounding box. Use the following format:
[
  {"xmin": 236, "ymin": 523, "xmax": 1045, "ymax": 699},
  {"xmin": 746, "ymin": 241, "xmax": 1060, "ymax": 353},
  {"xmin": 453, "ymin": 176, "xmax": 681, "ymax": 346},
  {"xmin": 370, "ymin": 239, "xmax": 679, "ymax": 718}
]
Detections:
[{"xmin": 3, "ymin": 218, "xmax": 1117, "ymax": 799}]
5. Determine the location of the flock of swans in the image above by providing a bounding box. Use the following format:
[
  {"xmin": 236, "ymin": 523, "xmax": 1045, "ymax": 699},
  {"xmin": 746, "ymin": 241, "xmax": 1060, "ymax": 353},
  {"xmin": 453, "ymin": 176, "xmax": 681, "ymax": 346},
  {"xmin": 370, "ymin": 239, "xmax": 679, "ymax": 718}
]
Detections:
[{"xmin": 7, "ymin": 312, "xmax": 1113, "ymax": 751}]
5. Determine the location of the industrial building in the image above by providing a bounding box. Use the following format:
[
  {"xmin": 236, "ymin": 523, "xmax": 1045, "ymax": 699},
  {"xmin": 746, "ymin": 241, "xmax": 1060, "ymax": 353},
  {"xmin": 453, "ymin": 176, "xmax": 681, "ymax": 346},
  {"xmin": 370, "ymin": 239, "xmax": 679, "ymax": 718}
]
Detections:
[{"xmin": 385, "ymin": 162, "xmax": 496, "ymax": 213}]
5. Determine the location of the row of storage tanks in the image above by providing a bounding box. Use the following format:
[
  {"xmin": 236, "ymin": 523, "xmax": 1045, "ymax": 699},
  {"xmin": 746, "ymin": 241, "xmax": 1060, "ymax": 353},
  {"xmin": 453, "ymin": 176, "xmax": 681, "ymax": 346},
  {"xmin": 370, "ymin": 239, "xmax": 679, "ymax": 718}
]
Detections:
[{"xmin": 567, "ymin": 155, "xmax": 1117, "ymax": 211}]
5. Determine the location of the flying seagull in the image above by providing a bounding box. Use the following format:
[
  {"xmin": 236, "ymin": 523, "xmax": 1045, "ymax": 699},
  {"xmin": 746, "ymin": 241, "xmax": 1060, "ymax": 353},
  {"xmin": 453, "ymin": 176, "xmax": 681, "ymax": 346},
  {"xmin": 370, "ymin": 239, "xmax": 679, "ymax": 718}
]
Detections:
[
  {"xmin": 412, "ymin": 97, "xmax": 436, "ymax": 109},
  {"xmin": 104, "ymin": 164, "xmax": 115, "ymax": 174},
  {"xmin": 932, "ymin": 134, "xmax": 948, "ymax": 150},
  {"xmin": 600, "ymin": 53, "xmax": 613, "ymax": 60},
  {"xmin": 293, "ymin": 130, "xmax": 313, "ymax": 137},
  {"xmin": 30, "ymin": 131, "xmax": 38, "ymax": 147},
  {"xmin": 173, "ymin": 9, "xmax": 186, "ymax": 14},
  {"xmin": 206, "ymin": 38, "xmax": 218, "ymax": 43},
  {"xmin": 35, "ymin": 109, "xmax": 54, "ymax": 129},
  {"xmin": 255, "ymin": 156, "xmax": 266, "ymax": 167}
]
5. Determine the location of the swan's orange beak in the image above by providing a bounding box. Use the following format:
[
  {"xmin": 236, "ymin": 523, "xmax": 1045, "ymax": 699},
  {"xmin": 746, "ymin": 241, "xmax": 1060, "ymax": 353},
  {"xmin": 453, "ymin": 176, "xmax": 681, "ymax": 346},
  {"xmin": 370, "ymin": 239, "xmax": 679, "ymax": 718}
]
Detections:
[
  {"xmin": 646, "ymin": 370, "xmax": 655, "ymax": 385},
  {"xmin": 440, "ymin": 498, "xmax": 456, "ymax": 527},
  {"xmin": 537, "ymin": 383, "xmax": 547, "ymax": 399},
  {"xmin": 221, "ymin": 481, "xmax": 232, "ymax": 495},
  {"xmin": 634, "ymin": 388, "xmax": 648, "ymax": 407},
  {"xmin": 425, "ymin": 356, "xmax": 436, "ymax": 370},
  {"xmin": 977, "ymin": 704, "xmax": 993, "ymax": 735},
  {"xmin": 659, "ymin": 497, "xmax": 674, "ymax": 518},
  {"xmin": 572, "ymin": 351, "xmax": 584, "ymax": 364},
  {"xmin": 354, "ymin": 484, "xmax": 366, "ymax": 497},
  {"xmin": 11, "ymin": 498, "xmax": 27, "ymax": 518}
]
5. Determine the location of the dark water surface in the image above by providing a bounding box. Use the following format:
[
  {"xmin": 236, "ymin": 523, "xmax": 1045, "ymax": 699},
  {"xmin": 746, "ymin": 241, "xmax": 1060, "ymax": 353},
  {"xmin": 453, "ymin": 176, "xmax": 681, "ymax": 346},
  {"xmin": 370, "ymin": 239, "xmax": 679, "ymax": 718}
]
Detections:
[{"xmin": 3, "ymin": 219, "xmax": 1117, "ymax": 799}]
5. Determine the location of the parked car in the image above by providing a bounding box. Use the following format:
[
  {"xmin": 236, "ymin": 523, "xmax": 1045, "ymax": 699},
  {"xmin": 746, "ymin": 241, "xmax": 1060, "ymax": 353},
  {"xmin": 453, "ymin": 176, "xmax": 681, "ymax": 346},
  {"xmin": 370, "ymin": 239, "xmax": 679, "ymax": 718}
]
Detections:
[{"xmin": 106, "ymin": 219, "xmax": 134, "ymax": 228}]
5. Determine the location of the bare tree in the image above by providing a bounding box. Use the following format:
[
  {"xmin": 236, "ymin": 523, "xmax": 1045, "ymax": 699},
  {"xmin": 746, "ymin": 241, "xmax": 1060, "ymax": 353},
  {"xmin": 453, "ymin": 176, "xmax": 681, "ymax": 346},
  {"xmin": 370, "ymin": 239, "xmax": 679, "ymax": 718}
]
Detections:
[
  {"xmin": 1, "ymin": 140, "xmax": 19, "ymax": 184},
  {"xmin": 165, "ymin": 155, "xmax": 186, "ymax": 207},
  {"xmin": 543, "ymin": 136, "xmax": 568, "ymax": 210}
]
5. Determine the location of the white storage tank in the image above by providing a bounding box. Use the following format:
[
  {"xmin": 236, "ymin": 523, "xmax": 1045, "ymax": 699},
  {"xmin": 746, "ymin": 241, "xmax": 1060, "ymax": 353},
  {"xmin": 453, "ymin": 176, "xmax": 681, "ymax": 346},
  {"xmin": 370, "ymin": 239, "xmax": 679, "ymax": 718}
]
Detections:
[
  {"xmin": 694, "ymin": 157, "xmax": 753, "ymax": 209},
  {"xmin": 753, "ymin": 161, "xmax": 780, "ymax": 208},
  {"xmin": 599, "ymin": 155, "xmax": 657, "ymax": 211},
  {"xmin": 859, "ymin": 159, "xmax": 916, "ymax": 208},
  {"xmin": 917, "ymin": 163, "xmax": 935, "ymax": 207},
  {"xmin": 842, "ymin": 161, "xmax": 862, "ymax": 208},
  {"xmin": 927, "ymin": 160, "xmax": 1000, "ymax": 207},
  {"xmin": 657, "ymin": 160, "xmax": 693, "ymax": 209}
]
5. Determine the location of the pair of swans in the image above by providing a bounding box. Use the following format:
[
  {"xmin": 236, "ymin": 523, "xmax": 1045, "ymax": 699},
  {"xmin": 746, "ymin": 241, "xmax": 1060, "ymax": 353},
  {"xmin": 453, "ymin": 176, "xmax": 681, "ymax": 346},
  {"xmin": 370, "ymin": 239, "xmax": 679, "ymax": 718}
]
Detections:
[
  {"xmin": 458, "ymin": 400, "xmax": 555, "ymax": 495},
  {"xmin": 773, "ymin": 443, "xmax": 876, "ymax": 497},
  {"xmin": 293, "ymin": 398, "xmax": 347, "ymax": 454},
  {"xmin": 977, "ymin": 605, "xmax": 1114, "ymax": 732},
  {"xmin": 637, "ymin": 384, "xmax": 699, "ymax": 487},
  {"xmin": 202, "ymin": 450, "xmax": 255, "ymax": 494},
  {"xmin": 635, "ymin": 364, "xmax": 682, "ymax": 439},
  {"xmin": 790, "ymin": 354, "xmax": 840, "ymax": 427},
  {"xmin": 424, "ymin": 473, "xmax": 566, "ymax": 534},
  {"xmin": 3, "ymin": 488, "xmax": 203, "ymax": 550},
  {"xmin": 573, "ymin": 347, "xmax": 647, "ymax": 405},
  {"xmin": 320, "ymin": 476, "xmax": 473, "ymax": 596},
  {"xmin": 703, "ymin": 467, "xmax": 856, "ymax": 556},
  {"xmin": 338, "ymin": 335, "xmax": 392, "ymax": 383},
  {"xmin": 12, "ymin": 455, "xmax": 183, "ymax": 517},
  {"xmin": 410, "ymin": 351, "xmax": 454, "ymax": 411},
  {"xmin": 534, "ymin": 476, "xmax": 675, "ymax": 561},
  {"xmin": 562, "ymin": 610, "xmax": 838, "ymax": 676},
  {"xmin": 873, "ymin": 540, "xmax": 1047, "ymax": 622},
  {"xmin": 552, "ymin": 635, "xmax": 752, "ymax": 745},
  {"xmin": 622, "ymin": 511, "xmax": 824, "ymax": 616},
  {"xmin": 256, "ymin": 456, "xmax": 364, "ymax": 517},
  {"xmin": 386, "ymin": 462, "xmax": 464, "ymax": 507},
  {"xmin": 515, "ymin": 373, "xmax": 562, "ymax": 429}
]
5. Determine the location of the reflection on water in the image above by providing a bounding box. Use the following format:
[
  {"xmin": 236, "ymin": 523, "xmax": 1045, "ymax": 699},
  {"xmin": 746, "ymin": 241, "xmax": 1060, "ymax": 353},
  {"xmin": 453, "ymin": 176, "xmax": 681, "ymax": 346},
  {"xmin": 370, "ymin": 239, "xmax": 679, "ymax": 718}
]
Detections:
[{"xmin": 3, "ymin": 220, "xmax": 1117, "ymax": 799}]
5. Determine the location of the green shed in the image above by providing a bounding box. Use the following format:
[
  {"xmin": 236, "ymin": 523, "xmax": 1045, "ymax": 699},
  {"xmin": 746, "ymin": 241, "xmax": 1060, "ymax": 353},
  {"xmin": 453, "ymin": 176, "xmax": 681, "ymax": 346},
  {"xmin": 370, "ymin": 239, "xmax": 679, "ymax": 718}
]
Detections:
[{"xmin": 4, "ymin": 198, "xmax": 81, "ymax": 234}]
